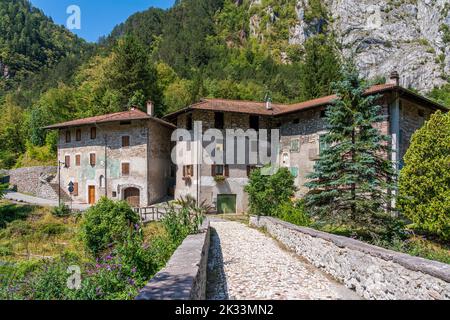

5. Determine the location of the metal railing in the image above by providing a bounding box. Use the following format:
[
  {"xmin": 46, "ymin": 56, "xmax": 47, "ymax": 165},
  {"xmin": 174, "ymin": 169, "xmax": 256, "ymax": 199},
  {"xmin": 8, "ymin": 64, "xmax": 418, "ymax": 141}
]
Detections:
[{"xmin": 133, "ymin": 206, "xmax": 167, "ymax": 223}]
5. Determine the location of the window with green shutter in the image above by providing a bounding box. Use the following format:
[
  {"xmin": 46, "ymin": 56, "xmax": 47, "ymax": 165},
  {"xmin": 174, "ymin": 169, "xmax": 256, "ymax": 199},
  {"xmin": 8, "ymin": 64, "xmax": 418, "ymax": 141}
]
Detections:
[{"xmin": 319, "ymin": 135, "xmax": 328, "ymax": 154}]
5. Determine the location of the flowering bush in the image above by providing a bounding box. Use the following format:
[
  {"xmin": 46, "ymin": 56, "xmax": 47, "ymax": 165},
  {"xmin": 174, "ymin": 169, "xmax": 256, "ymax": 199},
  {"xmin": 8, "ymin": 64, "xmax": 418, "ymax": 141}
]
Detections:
[{"xmin": 80, "ymin": 197, "xmax": 141, "ymax": 256}]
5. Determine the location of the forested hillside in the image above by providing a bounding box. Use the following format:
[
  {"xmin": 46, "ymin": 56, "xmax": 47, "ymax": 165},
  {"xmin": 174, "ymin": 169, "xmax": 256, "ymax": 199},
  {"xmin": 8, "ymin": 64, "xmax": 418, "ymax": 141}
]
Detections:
[
  {"xmin": 0, "ymin": 0, "xmax": 92, "ymax": 93},
  {"xmin": 0, "ymin": 0, "xmax": 448, "ymax": 170}
]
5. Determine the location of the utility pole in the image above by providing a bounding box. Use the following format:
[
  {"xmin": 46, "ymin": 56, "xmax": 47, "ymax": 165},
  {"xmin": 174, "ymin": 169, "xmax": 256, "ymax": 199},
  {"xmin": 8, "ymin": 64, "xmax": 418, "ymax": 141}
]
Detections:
[{"xmin": 58, "ymin": 160, "xmax": 66, "ymax": 207}]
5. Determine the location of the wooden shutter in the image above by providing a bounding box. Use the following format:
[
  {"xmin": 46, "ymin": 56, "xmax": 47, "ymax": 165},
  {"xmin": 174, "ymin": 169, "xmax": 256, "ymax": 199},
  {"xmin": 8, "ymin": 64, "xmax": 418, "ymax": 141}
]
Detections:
[
  {"xmin": 90, "ymin": 127, "xmax": 97, "ymax": 139},
  {"xmin": 73, "ymin": 183, "xmax": 79, "ymax": 196},
  {"xmin": 225, "ymin": 165, "xmax": 230, "ymax": 177},
  {"xmin": 90, "ymin": 153, "xmax": 96, "ymax": 166},
  {"xmin": 76, "ymin": 129, "xmax": 81, "ymax": 141},
  {"xmin": 75, "ymin": 155, "xmax": 81, "ymax": 166},
  {"xmin": 122, "ymin": 163, "xmax": 130, "ymax": 176},
  {"xmin": 65, "ymin": 131, "xmax": 71, "ymax": 143},
  {"xmin": 211, "ymin": 165, "xmax": 216, "ymax": 177},
  {"xmin": 122, "ymin": 136, "xmax": 130, "ymax": 147},
  {"xmin": 65, "ymin": 156, "xmax": 70, "ymax": 168},
  {"xmin": 247, "ymin": 166, "xmax": 251, "ymax": 177}
]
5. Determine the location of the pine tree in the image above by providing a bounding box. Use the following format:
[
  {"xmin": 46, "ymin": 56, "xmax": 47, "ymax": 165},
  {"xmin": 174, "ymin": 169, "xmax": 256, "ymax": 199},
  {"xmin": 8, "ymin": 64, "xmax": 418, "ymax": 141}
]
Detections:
[
  {"xmin": 299, "ymin": 34, "xmax": 342, "ymax": 101},
  {"xmin": 304, "ymin": 63, "xmax": 396, "ymax": 234}
]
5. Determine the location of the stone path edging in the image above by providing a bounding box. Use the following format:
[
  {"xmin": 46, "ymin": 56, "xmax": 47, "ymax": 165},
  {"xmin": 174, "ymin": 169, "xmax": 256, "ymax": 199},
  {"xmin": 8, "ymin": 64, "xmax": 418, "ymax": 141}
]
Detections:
[{"xmin": 135, "ymin": 219, "xmax": 210, "ymax": 300}]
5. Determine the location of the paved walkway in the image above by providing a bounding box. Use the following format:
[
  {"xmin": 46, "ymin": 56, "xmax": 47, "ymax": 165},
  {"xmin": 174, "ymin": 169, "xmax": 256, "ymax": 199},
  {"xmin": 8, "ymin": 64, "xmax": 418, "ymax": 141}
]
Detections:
[
  {"xmin": 4, "ymin": 192, "xmax": 90, "ymax": 211},
  {"xmin": 206, "ymin": 219, "xmax": 360, "ymax": 300}
]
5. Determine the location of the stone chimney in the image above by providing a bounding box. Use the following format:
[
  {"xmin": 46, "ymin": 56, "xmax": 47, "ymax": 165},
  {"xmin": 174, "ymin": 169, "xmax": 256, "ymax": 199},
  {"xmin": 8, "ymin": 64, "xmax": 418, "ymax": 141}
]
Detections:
[
  {"xmin": 146, "ymin": 100, "xmax": 155, "ymax": 117},
  {"xmin": 388, "ymin": 70, "xmax": 400, "ymax": 86},
  {"xmin": 266, "ymin": 97, "xmax": 272, "ymax": 110}
]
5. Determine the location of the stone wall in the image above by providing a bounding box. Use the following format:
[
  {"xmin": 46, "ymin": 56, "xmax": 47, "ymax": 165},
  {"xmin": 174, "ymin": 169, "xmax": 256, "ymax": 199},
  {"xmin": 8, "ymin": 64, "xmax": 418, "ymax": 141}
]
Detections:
[
  {"xmin": 135, "ymin": 219, "xmax": 210, "ymax": 300},
  {"xmin": 6, "ymin": 166, "xmax": 59, "ymax": 200},
  {"xmin": 250, "ymin": 216, "xmax": 450, "ymax": 300}
]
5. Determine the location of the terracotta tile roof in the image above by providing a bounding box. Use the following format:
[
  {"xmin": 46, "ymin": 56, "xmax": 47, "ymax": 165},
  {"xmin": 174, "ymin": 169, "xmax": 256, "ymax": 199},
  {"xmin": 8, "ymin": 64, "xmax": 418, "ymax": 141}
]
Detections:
[
  {"xmin": 44, "ymin": 108, "xmax": 175, "ymax": 130},
  {"xmin": 164, "ymin": 83, "xmax": 447, "ymax": 119}
]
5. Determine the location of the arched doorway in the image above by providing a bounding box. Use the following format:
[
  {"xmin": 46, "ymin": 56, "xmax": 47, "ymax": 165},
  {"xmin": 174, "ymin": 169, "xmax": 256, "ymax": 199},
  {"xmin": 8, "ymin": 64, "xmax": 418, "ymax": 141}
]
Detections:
[{"xmin": 124, "ymin": 187, "xmax": 140, "ymax": 207}]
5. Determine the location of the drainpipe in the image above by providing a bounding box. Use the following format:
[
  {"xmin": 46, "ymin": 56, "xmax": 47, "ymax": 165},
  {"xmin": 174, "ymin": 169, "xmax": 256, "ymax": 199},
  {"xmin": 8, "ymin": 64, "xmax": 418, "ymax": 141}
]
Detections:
[{"xmin": 104, "ymin": 133, "xmax": 108, "ymax": 198}]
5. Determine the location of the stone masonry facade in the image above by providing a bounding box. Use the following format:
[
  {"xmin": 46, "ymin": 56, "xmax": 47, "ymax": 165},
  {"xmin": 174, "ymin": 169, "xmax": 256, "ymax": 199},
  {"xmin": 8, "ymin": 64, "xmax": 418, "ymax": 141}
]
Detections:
[
  {"xmin": 168, "ymin": 87, "xmax": 445, "ymax": 213},
  {"xmin": 56, "ymin": 116, "xmax": 174, "ymax": 207}
]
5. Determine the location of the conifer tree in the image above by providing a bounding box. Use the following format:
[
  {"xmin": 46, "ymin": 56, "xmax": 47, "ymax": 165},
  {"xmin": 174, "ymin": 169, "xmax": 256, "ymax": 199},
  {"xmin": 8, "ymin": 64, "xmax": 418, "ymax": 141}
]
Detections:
[
  {"xmin": 305, "ymin": 63, "xmax": 396, "ymax": 233},
  {"xmin": 299, "ymin": 34, "xmax": 342, "ymax": 101}
]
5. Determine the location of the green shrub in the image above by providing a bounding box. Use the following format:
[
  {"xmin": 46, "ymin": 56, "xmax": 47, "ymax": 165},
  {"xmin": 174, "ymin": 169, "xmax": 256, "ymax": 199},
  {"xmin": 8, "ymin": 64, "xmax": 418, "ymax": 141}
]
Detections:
[
  {"xmin": 245, "ymin": 166, "xmax": 297, "ymax": 216},
  {"xmin": 275, "ymin": 200, "xmax": 311, "ymax": 227},
  {"xmin": 162, "ymin": 198, "xmax": 206, "ymax": 245},
  {"xmin": 38, "ymin": 222, "xmax": 67, "ymax": 236},
  {"xmin": 398, "ymin": 111, "xmax": 450, "ymax": 241},
  {"xmin": 5, "ymin": 220, "xmax": 33, "ymax": 237},
  {"xmin": 0, "ymin": 203, "xmax": 34, "ymax": 228},
  {"xmin": 80, "ymin": 198, "xmax": 141, "ymax": 257},
  {"xmin": 51, "ymin": 204, "xmax": 71, "ymax": 217}
]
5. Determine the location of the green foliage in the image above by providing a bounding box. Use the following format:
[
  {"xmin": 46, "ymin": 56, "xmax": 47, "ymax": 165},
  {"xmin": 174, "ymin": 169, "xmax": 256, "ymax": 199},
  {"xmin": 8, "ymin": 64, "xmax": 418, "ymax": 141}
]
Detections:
[
  {"xmin": 274, "ymin": 200, "xmax": 311, "ymax": 227},
  {"xmin": 0, "ymin": 0, "xmax": 91, "ymax": 90},
  {"xmin": 398, "ymin": 111, "xmax": 450, "ymax": 241},
  {"xmin": 245, "ymin": 167, "xmax": 297, "ymax": 216},
  {"xmin": 80, "ymin": 198, "xmax": 141, "ymax": 256},
  {"xmin": 106, "ymin": 35, "xmax": 162, "ymax": 114},
  {"xmin": 162, "ymin": 197, "xmax": 206, "ymax": 244},
  {"xmin": 305, "ymin": 63, "xmax": 396, "ymax": 236},
  {"xmin": 299, "ymin": 34, "xmax": 342, "ymax": 100},
  {"xmin": 0, "ymin": 202, "xmax": 34, "ymax": 229},
  {"xmin": 51, "ymin": 204, "xmax": 71, "ymax": 218},
  {"xmin": 429, "ymin": 84, "xmax": 450, "ymax": 109}
]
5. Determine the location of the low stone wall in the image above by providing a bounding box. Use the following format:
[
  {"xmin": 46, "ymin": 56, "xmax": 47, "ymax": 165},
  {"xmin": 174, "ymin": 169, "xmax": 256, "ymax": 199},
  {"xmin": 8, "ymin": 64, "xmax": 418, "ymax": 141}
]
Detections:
[
  {"xmin": 6, "ymin": 166, "xmax": 59, "ymax": 200},
  {"xmin": 136, "ymin": 219, "xmax": 210, "ymax": 300},
  {"xmin": 250, "ymin": 216, "xmax": 450, "ymax": 300}
]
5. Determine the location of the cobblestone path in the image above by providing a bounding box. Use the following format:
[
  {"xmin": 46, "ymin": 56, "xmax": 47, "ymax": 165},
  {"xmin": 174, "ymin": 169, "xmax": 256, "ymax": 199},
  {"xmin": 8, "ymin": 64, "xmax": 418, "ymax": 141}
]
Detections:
[{"xmin": 206, "ymin": 219, "xmax": 360, "ymax": 300}]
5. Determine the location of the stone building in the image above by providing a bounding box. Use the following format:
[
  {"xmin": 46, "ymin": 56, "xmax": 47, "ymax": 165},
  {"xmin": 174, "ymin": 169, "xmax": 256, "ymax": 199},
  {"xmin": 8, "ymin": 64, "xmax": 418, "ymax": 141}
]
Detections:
[
  {"xmin": 164, "ymin": 73, "xmax": 447, "ymax": 213},
  {"xmin": 45, "ymin": 102, "xmax": 175, "ymax": 207}
]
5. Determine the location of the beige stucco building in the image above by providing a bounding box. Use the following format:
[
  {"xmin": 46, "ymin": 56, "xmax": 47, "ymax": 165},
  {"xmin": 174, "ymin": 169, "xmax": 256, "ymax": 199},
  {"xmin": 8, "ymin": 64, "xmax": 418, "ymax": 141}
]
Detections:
[{"xmin": 45, "ymin": 102, "xmax": 175, "ymax": 207}]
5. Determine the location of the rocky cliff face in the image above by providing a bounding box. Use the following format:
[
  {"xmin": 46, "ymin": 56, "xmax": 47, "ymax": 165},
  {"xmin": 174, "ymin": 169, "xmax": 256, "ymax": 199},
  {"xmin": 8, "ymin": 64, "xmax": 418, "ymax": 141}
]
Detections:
[{"xmin": 250, "ymin": 0, "xmax": 450, "ymax": 93}]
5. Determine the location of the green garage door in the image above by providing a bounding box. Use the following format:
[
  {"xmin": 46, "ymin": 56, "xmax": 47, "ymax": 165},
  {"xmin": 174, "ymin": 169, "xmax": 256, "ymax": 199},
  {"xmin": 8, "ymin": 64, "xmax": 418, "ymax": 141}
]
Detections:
[{"xmin": 217, "ymin": 194, "xmax": 237, "ymax": 214}]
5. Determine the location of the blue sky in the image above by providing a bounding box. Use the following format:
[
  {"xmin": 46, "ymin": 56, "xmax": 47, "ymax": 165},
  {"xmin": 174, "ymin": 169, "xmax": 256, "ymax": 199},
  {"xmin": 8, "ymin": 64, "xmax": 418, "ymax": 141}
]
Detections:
[{"xmin": 30, "ymin": 0, "xmax": 175, "ymax": 43}]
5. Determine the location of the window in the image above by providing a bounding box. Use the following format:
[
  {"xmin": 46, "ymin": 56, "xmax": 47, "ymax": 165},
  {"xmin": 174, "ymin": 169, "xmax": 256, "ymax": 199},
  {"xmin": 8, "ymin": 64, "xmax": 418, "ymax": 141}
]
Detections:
[
  {"xmin": 290, "ymin": 139, "xmax": 300, "ymax": 152},
  {"xmin": 122, "ymin": 163, "xmax": 130, "ymax": 176},
  {"xmin": 76, "ymin": 129, "xmax": 81, "ymax": 141},
  {"xmin": 212, "ymin": 165, "xmax": 229, "ymax": 177},
  {"xmin": 289, "ymin": 167, "xmax": 299, "ymax": 178},
  {"xmin": 75, "ymin": 155, "xmax": 81, "ymax": 166},
  {"xmin": 90, "ymin": 127, "xmax": 97, "ymax": 139},
  {"xmin": 183, "ymin": 165, "xmax": 194, "ymax": 177},
  {"xmin": 186, "ymin": 114, "xmax": 193, "ymax": 130},
  {"xmin": 247, "ymin": 165, "xmax": 256, "ymax": 177},
  {"xmin": 89, "ymin": 153, "xmax": 96, "ymax": 166},
  {"xmin": 112, "ymin": 191, "xmax": 117, "ymax": 198},
  {"xmin": 319, "ymin": 135, "xmax": 328, "ymax": 153},
  {"xmin": 249, "ymin": 115, "xmax": 259, "ymax": 131},
  {"xmin": 65, "ymin": 131, "xmax": 71, "ymax": 143},
  {"xmin": 215, "ymin": 112, "xmax": 224, "ymax": 129},
  {"xmin": 320, "ymin": 110, "xmax": 327, "ymax": 118},
  {"xmin": 99, "ymin": 175, "xmax": 105, "ymax": 188},
  {"xmin": 122, "ymin": 136, "xmax": 130, "ymax": 147},
  {"xmin": 64, "ymin": 155, "xmax": 70, "ymax": 168},
  {"xmin": 73, "ymin": 183, "xmax": 79, "ymax": 196}
]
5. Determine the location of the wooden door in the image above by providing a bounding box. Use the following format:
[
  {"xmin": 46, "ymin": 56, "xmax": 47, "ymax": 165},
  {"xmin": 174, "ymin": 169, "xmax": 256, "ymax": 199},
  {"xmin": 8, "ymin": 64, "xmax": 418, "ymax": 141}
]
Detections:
[
  {"xmin": 88, "ymin": 186, "xmax": 96, "ymax": 205},
  {"xmin": 124, "ymin": 188, "xmax": 140, "ymax": 208}
]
